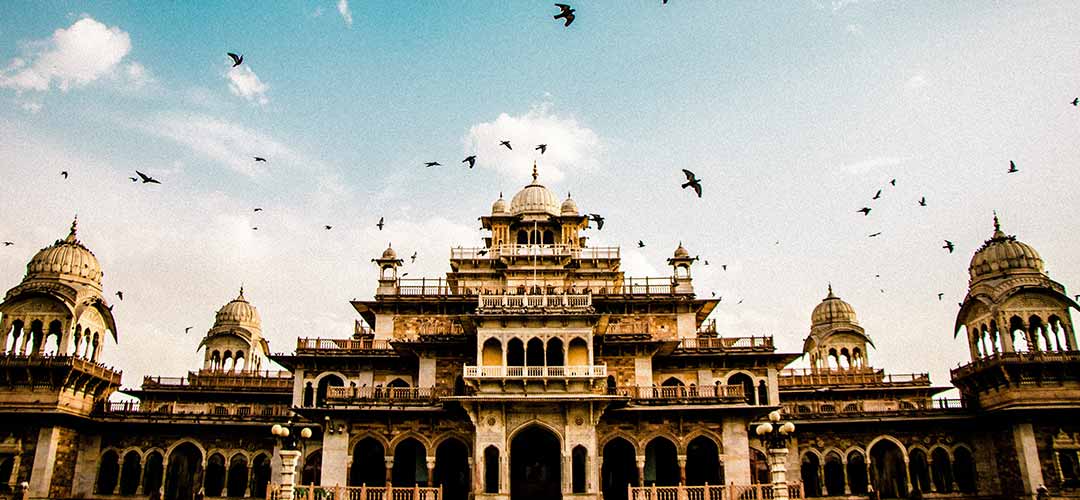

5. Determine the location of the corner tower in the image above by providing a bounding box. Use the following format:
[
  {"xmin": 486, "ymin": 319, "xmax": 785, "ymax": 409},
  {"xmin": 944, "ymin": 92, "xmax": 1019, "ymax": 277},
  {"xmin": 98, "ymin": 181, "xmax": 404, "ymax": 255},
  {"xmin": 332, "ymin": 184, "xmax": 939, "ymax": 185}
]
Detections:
[
  {"xmin": 803, "ymin": 285, "xmax": 872, "ymax": 372},
  {"xmin": 198, "ymin": 288, "xmax": 269, "ymax": 372}
]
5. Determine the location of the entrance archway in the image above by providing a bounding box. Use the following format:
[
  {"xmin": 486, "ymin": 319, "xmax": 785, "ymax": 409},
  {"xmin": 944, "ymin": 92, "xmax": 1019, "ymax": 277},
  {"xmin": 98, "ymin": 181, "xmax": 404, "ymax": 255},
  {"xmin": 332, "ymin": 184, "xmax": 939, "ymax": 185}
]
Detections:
[
  {"xmin": 351, "ymin": 438, "xmax": 386, "ymax": 486},
  {"xmin": 602, "ymin": 438, "xmax": 637, "ymax": 500},
  {"xmin": 165, "ymin": 443, "xmax": 203, "ymax": 500},
  {"xmin": 686, "ymin": 436, "xmax": 722, "ymax": 485},
  {"xmin": 870, "ymin": 440, "xmax": 908, "ymax": 499},
  {"xmin": 434, "ymin": 438, "xmax": 470, "ymax": 500},
  {"xmin": 392, "ymin": 438, "xmax": 427, "ymax": 486},
  {"xmin": 510, "ymin": 426, "xmax": 561, "ymax": 500},
  {"xmin": 644, "ymin": 437, "xmax": 678, "ymax": 486}
]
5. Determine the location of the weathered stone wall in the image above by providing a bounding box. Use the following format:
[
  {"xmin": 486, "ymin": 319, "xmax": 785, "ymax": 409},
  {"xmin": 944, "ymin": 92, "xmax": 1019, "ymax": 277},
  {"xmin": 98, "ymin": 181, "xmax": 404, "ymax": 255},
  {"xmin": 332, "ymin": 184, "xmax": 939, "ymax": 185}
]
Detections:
[
  {"xmin": 597, "ymin": 355, "xmax": 635, "ymax": 387},
  {"xmin": 46, "ymin": 426, "xmax": 79, "ymax": 499}
]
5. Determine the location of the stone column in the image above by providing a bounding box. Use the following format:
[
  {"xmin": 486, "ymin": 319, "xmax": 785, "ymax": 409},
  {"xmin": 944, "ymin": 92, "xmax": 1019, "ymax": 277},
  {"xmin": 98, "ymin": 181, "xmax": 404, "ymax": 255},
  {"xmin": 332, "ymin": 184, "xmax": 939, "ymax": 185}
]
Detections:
[
  {"xmin": 677, "ymin": 455, "xmax": 687, "ymax": 485},
  {"xmin": 278, "ymin": 450, "xmax": 301, "ymax": 500},
  {"xmin": 425, "ymin": 457, "xmax": 436, "ymax": 487},
  {"xmin": 320, "ymin": 425, "xmax": 349, "ymax": 487},
  {"xmin": 27, "ymin": 426, "xmax": 61, "ymax": 500},
  {"xmin": 768, "ymin": 448, "xmax": 790, "ymax": 500},
  {"xmin": 721, "ymin": 419, "xmax": 751, "ymax": 483},
  {"xmin": 636, "ymin": 456, "xmax": 646, "ymax": 487},
  {"xmin": 927, "ymin": 458, "xmax": 937, "ymax": 493},
  {"xmin": 843, "ymin": 458, "xmax": 851, "ymax": 495},
  {"xmin": 903, "ymin": 457, "xmax": 912, "ymax": 495},
  {"xmin": 1013, "ymin": 423, "xmax": 1044, "ymax": 498}
]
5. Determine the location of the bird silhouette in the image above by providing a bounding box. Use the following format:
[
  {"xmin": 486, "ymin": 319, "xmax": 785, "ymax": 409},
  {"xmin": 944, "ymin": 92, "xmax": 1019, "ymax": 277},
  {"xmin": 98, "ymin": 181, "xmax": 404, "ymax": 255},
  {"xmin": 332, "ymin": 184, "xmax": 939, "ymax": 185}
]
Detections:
[
  {"xmin": 377, "ymin": 217, "xmax": 385, "ymax": 230},
  {"xmin": 499, "ymin": 140, "xmax": 512, "ymax": 150},
  {"xmin": 938, "ymin": 293, "xmax": 944, "ymax": 301},
  {"xmin": 1075, "ymin": 294, "xmax": 1079, "ymax": 301},
  {"xmin": 737, "ymin": 299, "xmax": 744, "ymax": 304},
  {"xmin": 463, "ymin": 156, "xmax": 476, "ymax": 168},
  {"xmin": 536, "ymin": 144, "xmax": 547, "ymax": 154},
  {"xmin": 1072, "ymin": 97, "xmax": 1079, "ymax": 106},
  {"xmin": 227, "ymin": 52, "xmax": 243, "ymax": 67},
  {"xmin": 61, "ymin": 171, "xmax": 68, "ymax": 179},
  {"xmin": 477, "ymin": 249, "xmax": 489, "ymax": 256},
  {"xmin": 637, "ymin": 240, "xmax": 645, "ymax": 248},
  {"xmin": 411, "ymin": 252, "xmax": 418, "ymax": 263},
  {"xmin": 254, "ymin": 208, "xmax": 263, "ymax": 212},
  {"xmin": 252, "ymin": 227, "xmax": 258, "ymax": 230},
  {"xmin": 401, "ymin": 273, "xmax": 409, "ymax": 278},
  {"xmin": 554, "ymin": 4, "xmax": 576, "ymax": 26},
  {"xmin": 129, "ymin": 176, "xmax": 137, "ymax": 182},
  {"xmin": 681, "ymin": 169, "xmax": 702, "ymax": 197},
  {"xmin": 943, "ymin": 240, "xmax": 955, "ymax": 253},
  {"xmin": 254, "ymin": 157, "xmax": 267, "ymax": 162},
  {"xmin": 116, "ymin": 291, "xmax": 124, "ymax": 301},
  {"xmin": 857, "ymin": 207, "xmax": 871, "ymax": 216},
  {"xmin": 711, "ymin": 291, "xmax": 716, "ymax": 297},
  {"xmin": 424, "ymin": 161, "xmax": 441, "ymax": 168},
  {"xmin": 1008, "ymin": 160, "xmax": 1018, "ymax": 173},
  {"xmin": 135, "ymin": 171, "xmax": 161, "ymax": 184},
  {"xmin": 2, "ymin": 242, "xmax": 13, "ymax": 246},
  {"xmin": 918, "ymin": 197, "xmax": 926, "ymax": 207},
  {"xmin": 872, "ymin": 189, "xmax": 881, "ymax": 200},
  {"xmin": 324, "ymin": 225, "xmax": 333, "ymax": 230},
  {"xmin": 184, "ymin": 326, "xmax": 193, "ymax": 334},
  {"xmin": 588, "ymin": 213, "xmax": 605, "ymax": 230},
  {"xmin": 869, "ymin": 232, "xmax": 882, "ymax": 237},
  {"xmin": 889, "ymin": 179, "xmax": 896, "ymax": 186}
]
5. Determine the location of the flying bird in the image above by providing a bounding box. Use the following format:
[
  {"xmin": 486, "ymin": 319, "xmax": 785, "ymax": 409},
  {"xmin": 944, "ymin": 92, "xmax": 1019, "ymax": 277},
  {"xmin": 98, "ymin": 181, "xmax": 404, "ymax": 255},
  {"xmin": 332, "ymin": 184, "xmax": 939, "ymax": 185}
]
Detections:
[
  {"xmin": 254, "ymin": 208, "xmax": 263, "ymax": 212},
  {"xmin": 424, "ymin": 161, "xmax": 441, "ymax": 168},
  {"xmin": 535, "ymin": 144, "xmax": 547, "ymax": 154},
  {"xmin": 943, "ymin": 240, "xmax": 955, "ymax": 253},
  {"xmin": 400, "ymin": 273, "xmax": 409, "ymax": 278},
  {"xmin": 857, "ymin": 207, "xmax": 871, "ymax": 216},
  {"xmin": 252, "ymin": 227, "xmax": 258, "ymax": 230},
  {"xmin": 918, "ymin": 197, "xmax": 926, "ymax": 207},
  {"xmin": 477, "ymin": 249, "xmax": 489, "ymax": 256},
  {"xmin": 681, "ymin": 169, "xmax": 702, "ymax": 197},
  {"xmin": 411, "ymin": 251, "xmax": 418, "ymax": 263},
  {"xmin": 61, "ymin": 171, "xmax": 68, "ymax": 179},
  {"xmin": 1074, "ymin": 294, "xmax": 1079, "ymax": 301},
  {"xmin": 889, "ymin": 179, "xmax": 896, "ymax": 186},
  {"xmin": 324, "ymin": 225, "xmax": 333, "ymax": 230},
  {"xmin": 637, "ymin": 240, "xmax": 645, "ymax": 248},
  {"xmin": 938, "ymin": 293, "xmax": 944, "ymax": 301},
  {"xmin": 184, "ymin": 326, "xmax": 193, "ymax": 334},
  {"xmin": 588, "ymin": 213, "xmax": 605, "ymax": 230},
  {"xmin": 499, "ymin": 140, "xmax": 512, "ymax": 150},
  {"xmin": 737, "ymin": 299, "xmax": 744, "ymax": 304},
  {"xmin": 254, "ymin": 157, "xmax": 267, "ymax": 162},
  {"xmin": 869, "ymin": 232, "xmax": 882, "ymax": 237},
  {"xmin": 1072, "ymin": 97, "xmax": 1078, "ymax": 106},
  {"xmin": 377, "ymin": 217, "xmax": 385, "ymax": 230},
  {"xmin": 129, "ymin": 176, "xmax": 138, "ymax": 182},
  {"xmin": 463, "ymin": 156, "xmax": 476, "ymax": 168},
  {"xmin": 135, "ymin": 171, "xmax": 161, "ymax": 184},
  {"xmin": 554, "ymin": 4, "xmax": 576, "ymax": 27},
  {"xmin": 872, "ymin": 189, "xmax": 881, "ymax": 200},
  {"xmin": 711, "ymin": 292, "xmax": 716, "ymax": 297},
  {"xmin": 1008, "ymin": 160, "xmax": 1018, "ymax": 173},
  {"xmin": 2, "ymin": 242, "xmax": 13, "ymax": 246},
  {"xmin": 227, "ymin": 52, "xmax": 243, "ymax": 67},
  {"xmin": 115, "ymin": 291, "xmax": 124, "ymax": 301}
]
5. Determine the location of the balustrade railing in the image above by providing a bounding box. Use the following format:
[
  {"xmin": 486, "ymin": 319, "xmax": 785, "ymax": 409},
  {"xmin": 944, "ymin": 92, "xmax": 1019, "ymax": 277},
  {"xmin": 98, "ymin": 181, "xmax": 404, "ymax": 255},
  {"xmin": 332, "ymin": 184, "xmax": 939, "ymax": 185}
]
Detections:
[
  {"xmin": 477, "ymin": 293, "xmax": 592, "ymax": 311},
  {"xmin": 296, "ymin": 338, "xmax": 394, "ymax": 352},
  {"xmin": 384, "ymin": 276, "xmax": 681, "ymax": 297},
  {"xmin": 679, "ymin": 336, "xmax": 774, "ymax": 351},
  {"xmin": 614, "ymin": 384, "xmax": 744, "ymax": 401},
  {"xmin": 325, "ymin": 386, "xmax": 449, "ymax": 403},
  {"xmin": 269, "ymin": 484, "xmax": 442, "ymax": 500},
  {"xmin": 628, "ymin": 483, "xmax": 804, "ymax": 500},
  {"xmin": 464, "ymin": 364, "xmax": 607, "ymax": 378},
  {"xmin": 951, "ymin": 350, "xmax": 1080, "ymax": 378},
  {"xmin": 100, "ymin": 401, "xmax": 290, "ymax": 419},
  {"xmin": 783, "ymin": 398, "xmax": 967, "ymax": 417},
  {"xmin": 778, "ymin": 368, "xmax": 929, "ymax": 387},
  {"xmin": 0, "ymin": 354, "xmax": 122, "ymax": 383},
  {"xmin": 142, "ymin": 370, "xmax": 292, "ymax": 390},
  {"xmin": 450, "ymin": 244, "xmax": 620, "ymax": 260}
]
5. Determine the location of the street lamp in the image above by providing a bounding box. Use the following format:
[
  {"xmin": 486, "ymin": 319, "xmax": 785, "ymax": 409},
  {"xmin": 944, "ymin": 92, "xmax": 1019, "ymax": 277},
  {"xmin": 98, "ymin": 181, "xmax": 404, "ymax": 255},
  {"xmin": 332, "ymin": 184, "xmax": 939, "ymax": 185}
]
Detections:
[
  {"xmin": 754, "ymin": 410, "xmax": 796, "ymax": 500},
  {"xmin": 271, "ymin": 421, "xmax": 315, "ymax": 500}
]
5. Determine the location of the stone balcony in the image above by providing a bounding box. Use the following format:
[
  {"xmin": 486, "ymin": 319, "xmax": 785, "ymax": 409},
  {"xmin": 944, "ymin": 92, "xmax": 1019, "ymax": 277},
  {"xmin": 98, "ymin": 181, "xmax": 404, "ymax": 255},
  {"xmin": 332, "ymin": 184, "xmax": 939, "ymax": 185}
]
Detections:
[
  {"xmin": 464, "ymin": 364, "xmax": 607, "ymax": 379},
  {"xmin": 779, "ymin": 368, "xmax": 931, "ymax": 388},
  {"xmin": 451, "ymin": 244, "xmax": 620, "ymax": 260},
  {"xmin": 476, "ymin": 293, "xmax": 593, "ymax": 313}
]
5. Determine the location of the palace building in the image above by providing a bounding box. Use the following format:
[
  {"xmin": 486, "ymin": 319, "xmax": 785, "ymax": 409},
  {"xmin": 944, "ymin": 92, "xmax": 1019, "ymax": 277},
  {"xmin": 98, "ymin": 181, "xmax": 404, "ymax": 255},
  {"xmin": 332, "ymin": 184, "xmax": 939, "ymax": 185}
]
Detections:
[{"xmin": 1, "ymin": 171, "xmax": 1079, "ymax": 500}]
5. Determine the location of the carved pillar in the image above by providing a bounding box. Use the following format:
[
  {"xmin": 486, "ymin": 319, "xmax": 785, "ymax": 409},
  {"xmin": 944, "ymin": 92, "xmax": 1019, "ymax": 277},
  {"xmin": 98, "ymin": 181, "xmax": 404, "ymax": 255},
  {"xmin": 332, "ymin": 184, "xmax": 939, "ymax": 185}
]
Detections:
[
  {"xmin": 677, "ymin": 454, "xmax": 687, "ymax": 485},
  {"xmin": 425, "ymin": 457, "xmax": 435, "ymax": 487},
  {"xmin": 384, "ymin": 456, "xmax": 394, "ymax": 485},
  {"xmin": 843, "ymin": 458, "xmax": 850, "ymax": 495},
  {"xmin": 903, "ymin": 457, "xmax": 912, "ymax": 495},
  {"xmin": 278, "ymin": 450, "xmax": 301, "ymax": 500},
  {"xmin": 768, "ymin": 447, "xmax": 790, "ymax": 500},
  {"xmin": 927, "ymin": 458, "xmax": 937, "ymax": 493},
  {"xmin": 636, "ymin": 456, "xmax": 646, "ymax": 486}
]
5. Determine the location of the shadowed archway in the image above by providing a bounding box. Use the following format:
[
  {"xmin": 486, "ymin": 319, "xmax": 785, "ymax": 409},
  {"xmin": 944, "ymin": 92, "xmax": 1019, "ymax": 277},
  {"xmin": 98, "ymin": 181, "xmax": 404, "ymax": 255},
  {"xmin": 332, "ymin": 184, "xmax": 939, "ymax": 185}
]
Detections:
[{"xmin": 510, "ymin": 426, "xmax": 561, "ymax": 500}]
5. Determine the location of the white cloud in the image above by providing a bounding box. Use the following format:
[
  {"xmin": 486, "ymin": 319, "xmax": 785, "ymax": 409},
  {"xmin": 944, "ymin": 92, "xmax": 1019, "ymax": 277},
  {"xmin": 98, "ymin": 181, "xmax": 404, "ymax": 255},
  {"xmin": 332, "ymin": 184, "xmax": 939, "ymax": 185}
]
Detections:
[
  {"xmin": 337, "ymin": 0, "xmax": 354, "ymax": 27},
  {"xmin": 463, "ymin": 101, "xmax": 604, "ymax": 183},
  {"xmin": 146, "ymin": 113, "xmax": 314, "ymax": 177},
  {"xmin": 0, "ymin": 17, "xmax": 133, "ymax": 92},
  {"xmin": 225, "ymin": 66, "xmax": 269, "ymax": 105},
  {"xmin": 123, "ymin": 62, "xmax": 154, "ymax": 89},
  {"xmin": 905, "ymin": 73, "xmax": 929, "ymax": 89}
]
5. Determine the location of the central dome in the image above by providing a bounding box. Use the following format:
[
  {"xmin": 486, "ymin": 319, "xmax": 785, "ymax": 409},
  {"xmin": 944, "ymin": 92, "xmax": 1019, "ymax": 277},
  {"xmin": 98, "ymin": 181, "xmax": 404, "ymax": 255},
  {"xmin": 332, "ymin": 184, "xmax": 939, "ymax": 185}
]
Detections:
[
  {"xmin": 214, "ymin": 288, "xmax": 262, "ymax": 329},
  {"xmin": 509, "ymin": 165, "xmax": 559, "ymax": 216},
  {"xmin": 968, "ymin": 216, "xmax": 1043, "ymax": 282},
  {"xmin": 25, "ymin": 218, "xmax": 103, "ymax": 290},
  {"xmin": 811, "ymin": 285, "xmax": 859, "ymax": 328}
]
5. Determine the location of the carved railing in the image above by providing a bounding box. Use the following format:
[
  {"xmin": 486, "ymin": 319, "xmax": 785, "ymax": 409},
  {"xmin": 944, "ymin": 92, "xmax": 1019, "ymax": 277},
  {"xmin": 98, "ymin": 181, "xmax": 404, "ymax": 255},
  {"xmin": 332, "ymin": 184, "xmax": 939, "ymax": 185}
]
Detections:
[
  {"xmin": 614, "ymin": 384, "xmax": 745, "ymax": 402},
  {"xmin": 464, "ymin": 364, "xmax": 607, "ymax": 379},
  {"xmin": 142, "ymin": 370, "xmax": 292, "ymax": 390},
  {"xmin": 477, "ymin": 293, "xmax": 592, "ymax": 311},
  {"xmin": 384, "ymin": 276, "xmax": 680, "ymax": 297},
  {"xmin": 296, "ymin": 338, "xmax": 394, "ymax": 352},
  {"xmin": 268, "ymin": 484, "xmax": 442, "ymax": 500},
  {"xmin": 325, "ymin": 386, "xmax": 450, "ymax": 404},
  {"xmin": 0, "ymin": 354, "xmax": 122, "ymax": 384},
  {"xmin": 628, "ymin": 483, "xmax": 804, "ymax": 500},
  {"xmin": 100, "ymin": 401, "xmax": 291, "ymax": 419},
  {"xmin": 783, "ymin": 398, "xmax": 967, "ymax": 418},
  {"xmin": 678, "ymin": 336, "xmax": 774, "ymax": 351},
  {"xmin": 778, "ymin": 369, "xmax": 929, "ymax": 387},
  {"xmin": 950, "ymin": 350, "xmax": 1080, "ymax": 379},
  {"xmin": 451, "ymin": 244, "xmax": 620, "ymax": 260}
]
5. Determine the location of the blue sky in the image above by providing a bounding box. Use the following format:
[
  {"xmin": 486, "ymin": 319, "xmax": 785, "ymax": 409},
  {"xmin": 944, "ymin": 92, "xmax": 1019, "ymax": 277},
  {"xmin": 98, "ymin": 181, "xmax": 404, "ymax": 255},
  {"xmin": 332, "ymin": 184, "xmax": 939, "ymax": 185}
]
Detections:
[{"xmin": 1, "ymin": 2, "xmax": 1079, "ymax": 388}]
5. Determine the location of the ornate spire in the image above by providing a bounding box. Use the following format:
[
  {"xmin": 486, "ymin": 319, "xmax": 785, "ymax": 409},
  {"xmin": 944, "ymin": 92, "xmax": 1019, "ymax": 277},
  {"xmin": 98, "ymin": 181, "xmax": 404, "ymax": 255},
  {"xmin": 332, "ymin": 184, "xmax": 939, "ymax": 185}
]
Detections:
[
  {"xmin": 65, "ymin": 215, "xmax": 78, "ymax": 242},
  {"xmin": 827, "ymin": 283, "xmax": 834, "ymax": 298},
  {"xmin": 238, "ymin": 284, "xmax": 245, "ymax": 300},
  {"xmin": 992, "ymin": 210, "xmax": 1005, "ymax": 238},
  {"xmin": 531, "ymin": 162, "xmax": 538, "ymax": 183}
]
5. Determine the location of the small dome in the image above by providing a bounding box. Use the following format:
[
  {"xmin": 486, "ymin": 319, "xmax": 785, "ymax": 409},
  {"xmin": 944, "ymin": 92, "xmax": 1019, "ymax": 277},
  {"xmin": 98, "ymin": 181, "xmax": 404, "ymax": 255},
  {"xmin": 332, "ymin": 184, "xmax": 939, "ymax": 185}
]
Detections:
[
  {"xmin": 25, "ymin": 217, "xmax": 102, "ymax": 289},
  {"xmin": 492, "ymin": 193, "xmax": 508, "ymax": 215},
  {"xmin": 214, "ymin": 288, "xmax": 261, "ymax": 329},
  {"xmin": 674, "ymin": 242, "xmax": 690, "ymax": 259},
  {"xmin": 968, "ymin": 215, "xmax": 1044, "ymax": 282},
  {"xmin": 381, "ymin": 244, "xmax": 397, "ymax": 260},
  {"xmin": 509, "ymin": 164, "xmax": 559, "ymax": 216},
  {"xmin": 560, "ymin": 193, "xmax": 579, "ymax": 216},
  {"xmin": 811, "ymin": 285, "xmax": 859, "ymax": 328}
]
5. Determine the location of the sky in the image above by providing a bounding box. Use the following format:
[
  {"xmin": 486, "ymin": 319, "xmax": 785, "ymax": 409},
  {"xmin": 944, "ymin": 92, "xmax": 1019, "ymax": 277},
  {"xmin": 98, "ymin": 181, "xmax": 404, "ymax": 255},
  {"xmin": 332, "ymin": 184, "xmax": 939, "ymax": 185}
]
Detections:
[{"xmin": 1, "ymin": 1, "xmax": 1079, "ymax": 393}]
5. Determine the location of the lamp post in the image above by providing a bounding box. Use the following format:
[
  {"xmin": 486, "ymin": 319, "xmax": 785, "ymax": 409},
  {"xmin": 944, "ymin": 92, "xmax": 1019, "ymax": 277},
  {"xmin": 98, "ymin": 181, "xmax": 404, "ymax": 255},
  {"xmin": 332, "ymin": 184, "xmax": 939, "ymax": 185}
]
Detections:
[
  {"xmin": 271, "ymin": 422, "xmax": 314, "ymax": 500},
  {"xmin": 755, "ymin": 410, "xmax": 796, "ymax": 500}
]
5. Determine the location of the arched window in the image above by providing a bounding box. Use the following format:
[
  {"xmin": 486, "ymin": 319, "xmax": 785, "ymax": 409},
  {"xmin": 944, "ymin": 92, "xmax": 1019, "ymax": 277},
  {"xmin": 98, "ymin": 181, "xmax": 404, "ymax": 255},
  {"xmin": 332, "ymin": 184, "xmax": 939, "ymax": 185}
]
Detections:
[
  {"xmin": 546, "ymin": 338, "xmax": 564, "ymax": 366},
  {"xmin": 393, "ymin": 438, "xmax": 427, "ymax": 486},
  {"xmin": 234, "ymin": 351, "xmax": 246, "ymax": 372},
  {"xmin": 44, "ymin": 320, "xmax": 62, "ymax": 354},
  {"xmin": 823, "ymin": 452, "xmax": 844, "ymax": 496},
  {"xmin": 757, "ymin": 380, "xmax": 769, "ymax": 405},
  {"xmin": 603, "ymin": 438, "xmax": 638, "ymax": 500},
  {"xmin": 568, "ymin": 338, "xmax": 588, "ymax": 365},
  {"xmin": 227, "ymin": 455, "xmax": 249, "ymax": 497},
  {"xmin": 223, "ymin": 350, "xmax": 234, "ymax": 372},
  {"xmin": 387, "ymin": 378, "xmax": 410, "ymax": 388},
  {"xmin": 908, "ymin": 449, "xmax": 930, "ymax": 494},
  {"xmin": 543, "ymin": 230, "xmax": 555, "ymax": 245},
  {"xmin": 482, "ymin": 338, "xmax": 502, "ymax": 366},
  {"xmin": 728, "ymin": 373, "xmax": 755, "ymax": 405},
  {"xmin": 572, "ymin": 446, "xmax": 587, "ymax": 493},
  {"xmin": 316, "ymin": 375, "xmax": 344, "ymax": 407},
  {"xmin": 119, "ymin": 451, "xmax": 142, "ymax": 495},
  {"xmin": 204, "ymin": 453, "xmax": 226, "ymax": 497},
  {"xmin": 606, "ymin": 375, "xmax": 617, "ymax": 395},
  {"xmin": 301, "ymin": 450, "xmax": 322, "ymax": 486},
  {"xmin": 869, "ymin": 440, "xmax": 908, "ymax": 498},
  {"xmin": 801, "ymin": 453, "xmax": 821, "ymax": 497},
  {"xmin": 517, "ymin": 230, "xmax": 528, "ymax": 245},
  {"xmin": 142, "ymin": 451, "xmax": 164, "ymax": 497},
  {"xmin": 251, "ymin": 454, "xmax": 271, "ymax": 498},
  {"xmin": 847, "ymin": 451, "xmax": 868, "ymax": 495},
  {"xmin": 350, "ymin": 439, "xmax": 385, "ymax": 487},
  {"xmin": 953, "ymin": 447, "xmax": 977, "ymax": 493},
  {"xmin": 750, "ymin": 448, "xmax": 769, "ymax": 484},
  {"xmin": 526, "ymin": 338, "xmax": 544, "ymax": 366},
  {"xmin": 507, "ymin": 338, "xmax": 525, "ymax": 366},
  {"xmin": 930, "ymin": 448, "xmax": 953, "ymax": 493},
  {"xmin": 484, "ymin": 446, "xmax": 500, "ymax": 494},
  {"xmin": 686, "ymin": 436, "xmax": 722, "ymax": 486},
  {"xmin": 644, "ymin": 437, "xmax": 678, "ymax": 486},
  {"xmin": 1010, "ymin": 316, "xmax": 1029, "ymax": 352},
  {"xmin": 96, "ymin": 450, "xmax": 120, "ymax": 494}
]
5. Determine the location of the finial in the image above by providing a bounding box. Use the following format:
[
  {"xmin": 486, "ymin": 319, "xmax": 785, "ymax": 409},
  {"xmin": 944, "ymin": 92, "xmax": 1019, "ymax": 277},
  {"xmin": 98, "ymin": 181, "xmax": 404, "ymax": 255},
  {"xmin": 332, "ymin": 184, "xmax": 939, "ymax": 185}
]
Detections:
[
  {"xmin": 993, "ymin": 210, "xmax": 1000, "ymax": 231},
  {"xmin": 499, "ymin": 192, "xmax": 503, "ymax": 199},
  {"xmin": 827, "ymin": 283, "xmax": 834, "ymax": 298},
  {"xmin": 532, "ymin": 162, "xmax": 538, "ymax": 182},
  {"xmin": 66, "ymin": 215, "xmax": 78, "ymax": 242},
  {"xmin": 237, "ymin": 283, "xmax": 245, "ymax": 300}
]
